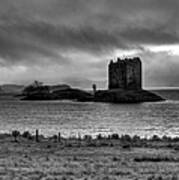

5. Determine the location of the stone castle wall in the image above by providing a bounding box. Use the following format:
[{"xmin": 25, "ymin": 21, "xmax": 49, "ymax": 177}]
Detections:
[{"xmin": 108, "ymin": 57, "xmax": 142, "ymax": 90}]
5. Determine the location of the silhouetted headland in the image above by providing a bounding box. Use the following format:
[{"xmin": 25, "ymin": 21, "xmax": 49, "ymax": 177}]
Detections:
[{"xmin": 21, "ymin": 57, "xmax": 164, "ymax": 103}]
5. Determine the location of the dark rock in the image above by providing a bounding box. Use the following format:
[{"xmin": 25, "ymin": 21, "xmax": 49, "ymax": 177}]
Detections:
[
  {"xmin": 22, "ymin": 88, "xmax": 93, "ymax": 101},
  {"xmin": 52, "ymin": 88, "xmax": 93, "ymax": 101},
  {"xmin": 94, "ymin": 89, "xmax": 164, "ymax": 103}
]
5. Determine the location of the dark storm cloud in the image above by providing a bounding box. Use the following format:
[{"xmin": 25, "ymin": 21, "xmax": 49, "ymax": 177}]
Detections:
[
  {"xmin": 0, "ymin": 20, "xmax": 127, "ymax": 62},
  {"xmin": 0, "ymin": 0, "xmax": 179, "ymax": 86},
  {"xmin": 121, "ymin": 27, "xmax": 179, "ymax": 45},
  {"xmin": 0, "ymin": 0, "xmax": 179, "ymax": 62}
]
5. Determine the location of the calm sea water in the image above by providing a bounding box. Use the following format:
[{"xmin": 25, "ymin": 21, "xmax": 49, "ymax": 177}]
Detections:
[{"xmin": 0, "ymin": 89, "xmax": 178, "ymax": 137}]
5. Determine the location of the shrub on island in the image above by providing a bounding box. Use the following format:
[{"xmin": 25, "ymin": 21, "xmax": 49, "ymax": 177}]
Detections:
[{"xmin": 12, "ymin": 130, "xmax": 20, "ymax": 142}]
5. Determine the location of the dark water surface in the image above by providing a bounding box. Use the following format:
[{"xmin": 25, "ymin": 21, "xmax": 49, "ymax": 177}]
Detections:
[{"xmin": 0, "ymin": 89, "xmax": 178, "ymax": 137}]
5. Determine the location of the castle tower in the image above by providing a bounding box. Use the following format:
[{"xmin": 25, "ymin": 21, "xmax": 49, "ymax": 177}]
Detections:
[{"xmin": 108, "ymin": 57, "xmax": 142, "ymax": 90}]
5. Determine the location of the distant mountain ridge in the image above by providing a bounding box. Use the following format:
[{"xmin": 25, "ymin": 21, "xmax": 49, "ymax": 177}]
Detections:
[
  {"xmin": 0, "ymin": 84, "xmax": 24, "ymax": 94},
  {"xmin": 0, "ymin": 83, "xmax": 72, "ymax": 95},
  {"xmin": 151, "ymin": 89, "xmax": 179, "ymax": 100}
]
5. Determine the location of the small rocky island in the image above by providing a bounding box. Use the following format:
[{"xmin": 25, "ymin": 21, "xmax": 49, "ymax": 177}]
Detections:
[{"xmin": 21, "ymin": 57, "xmax": 164, "ymax": 103}]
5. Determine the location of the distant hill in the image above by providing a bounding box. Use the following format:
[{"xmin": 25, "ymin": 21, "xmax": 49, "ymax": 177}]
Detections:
[
  {"xmin": 151, "ymin": 89, "xmax": 179, "ymax": 100},
  {"xmin": 0, "ymin": 84, "xmax": 24, "ymax": 94}
]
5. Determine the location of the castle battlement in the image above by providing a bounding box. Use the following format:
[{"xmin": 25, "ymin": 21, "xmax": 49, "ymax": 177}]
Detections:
[{"xmin": 108, "ymin": 57, "xmax": 142, "ymax": 90}]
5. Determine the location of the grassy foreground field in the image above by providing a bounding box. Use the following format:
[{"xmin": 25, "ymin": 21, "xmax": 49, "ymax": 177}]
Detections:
[{"xmin": 0, "ymin": 133, "xmax": 179, "ymax": 180}]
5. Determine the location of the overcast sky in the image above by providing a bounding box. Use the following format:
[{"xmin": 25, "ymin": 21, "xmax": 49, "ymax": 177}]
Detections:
[{"xmin": 0, "ymin": 0, "xmax": 178, "ymax": 88}]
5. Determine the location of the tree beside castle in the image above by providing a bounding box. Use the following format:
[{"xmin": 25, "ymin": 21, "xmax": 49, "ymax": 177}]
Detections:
[{"xmin": 22, "ymin": 81, "xmax": 49, "ymax": 96}]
